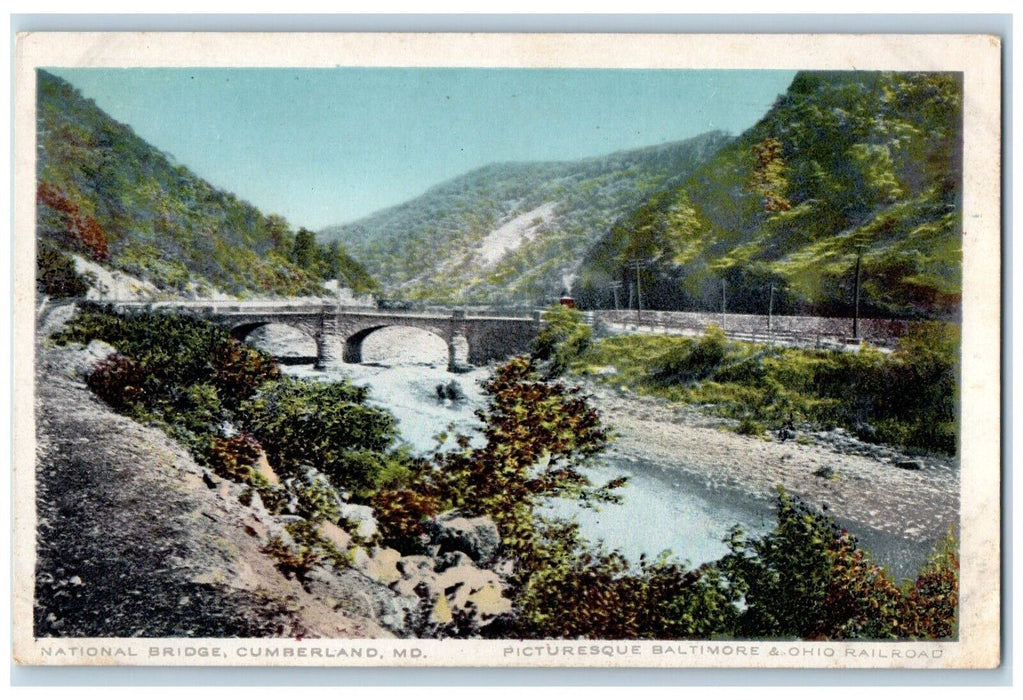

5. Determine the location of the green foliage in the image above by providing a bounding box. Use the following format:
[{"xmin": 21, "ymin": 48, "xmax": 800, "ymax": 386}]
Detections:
[
  {"xmin": 294, "ymin": 479, "xmax": 343, "ymax": 523},
  {"xmin": 532, "ymin": 304, "xmax": 593, "ymax": 378},
  {"xmin": 35, "ymin": 71, "xmax": 377, "ymax": 297},
  {"xmin": 371, "ymin": 485, "xmax": 444, "ymax": 554},
  {"xmin": 322, "ymin": 132, "xmax": 731, "ymax": 306},
  {"xmin": 237, "ymin": 377, "xmax": 398, "ymax": 494},
  {"xmin": 720, "ymin": 489, "xmax": 952, "ymax": 640},
  {"xmin": 650, "ymin": 324, "xmax": 727, "ymax": 384},
  {"xmin": 37, "ymin": 244, "xmax": 90, "ymax": 298},
  {"xmin": 56, "ymin": 308, "xmax": 280, "ymax": 415},
  {"xmin": 208, "ymin": 433, "xmax": 264, "ymax": 481},
  {"xmin": 577, "ymin": 71, "xmax": 962, "ymax": 319},
  {"xmin": 515, "ymin": 520, "xmax": 738, "ymax": 639},
  {"xmin": 579, "ymin": 324, "xmax": 958, "ymax": 455}
]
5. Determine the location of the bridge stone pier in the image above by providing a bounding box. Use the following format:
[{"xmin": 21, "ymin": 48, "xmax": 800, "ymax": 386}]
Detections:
[{"xmin": 110, "ymin": 301, "xmax": 543, "ymax": 372}]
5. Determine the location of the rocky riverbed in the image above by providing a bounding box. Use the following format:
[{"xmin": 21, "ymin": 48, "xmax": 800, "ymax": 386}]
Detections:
[{"xmin": 578, "ymin": 378, "xmax": 959, "ymax": 551}]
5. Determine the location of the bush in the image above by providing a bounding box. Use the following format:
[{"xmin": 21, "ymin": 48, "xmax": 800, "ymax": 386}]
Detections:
[
  {"xmin": 902, "ymin": 528, "xmax": 959, "ymax": 639},
  {"xmin": 86, "ymin": 353, "xmax": 149, "ymax": 411},
  {"xmin": 37, "ymin": 245, "xmax": 89, "ymax": 298},
  {"xmin": 237, "ymin": 377, "xmax": 398, "ymax": 494},
  {"xmin": 514, "ymin": 528, "xmax": 738, "ymax": 640},
  {"xmin": 719, "ymin": 488, "xmax": 956, "ymax": 640},
  {"xmin": 532, "ymin": 305, "xmax": 592, "ymax": 378},
  {"xmin": 56, "ymin": 310, "xmax": 281, "ymax": 413},
  {"xmin": 371, "ymin": 485, "xmax": 444, "ymax": 553},
  {"xmin": 208, "ymin": 433, "xmax": 263, "ymax": 481},
  {"xmin": 650, "ymin": 324, "xmax": 727, "ymax": 384}
]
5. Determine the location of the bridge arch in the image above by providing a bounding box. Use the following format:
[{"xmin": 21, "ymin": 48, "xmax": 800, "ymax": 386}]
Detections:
[
  {"xmin": 230, "ymin": 321, "xmax": 320, "ymax": 364},
  {"xmin": 343, "ymin": 324, "xmax": 454, "ymax": 367}
]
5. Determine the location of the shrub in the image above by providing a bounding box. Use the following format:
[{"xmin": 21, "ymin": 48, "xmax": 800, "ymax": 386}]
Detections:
[
  {"xmin": 37, "ymin": 244, "xmax": 89, "ymax": 298},
  {"xmin": 515, "ymin": 532, "xmax": 738, "ymax": 640},
  {"xmin": 720, "ymin": 489, "xmax": 840, "ymax": 638},
  {"xmin": 650, "ymin": 324, "xmax": 727, "ymax": 384},
  {"xmin": 735, "ymin": 415, "xmax": 765, "ymax": 437},
  {"xmin": 294, "ymin": 479, "xmax": 342, "ymax": 523},
  {"xmin": 532, "ymin": 304, "xmax": 592, "ymax": 378},
  {"xmin": 720, "ymin": 489, "xmax": 957, "ymax": 640},
  {"xmin": 264, "ymin": 533, "xmax": 322, "ymax": 583},
  {"xmin": 371, "ymin": 485, "xmax": 444, "ymax": 553},
  {"xmin": 208, "ymin": 433, "xmax": 263, "ymax": 481},
  {"xmin": 902, "ymin": 527, "xmax": 959, "ymax": 639},
  {"xmin": 237, "ymin": 377, "xmax": 398, "ymax": 493},
  {"xmin": 86, "ymin": 353, "xmax": 149, "ymax": 410}
]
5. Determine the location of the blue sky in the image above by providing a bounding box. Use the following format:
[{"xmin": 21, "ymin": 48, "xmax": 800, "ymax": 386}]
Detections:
[{"xmin": 48, "ymin": 68, "xmax": 797, "ymax": 231}]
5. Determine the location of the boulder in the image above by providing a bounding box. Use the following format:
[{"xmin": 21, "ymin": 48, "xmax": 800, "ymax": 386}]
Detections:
[
  {"xmin": 355, "ymin": 547, "xmax": 402, "ymax": 585},
  {"xmin": 44, "ymin": 340, "xmax": 119, "ymax": 380},
  {"xmin": 339, "ymin": 502, "xmax": 379, "ymax": 540},
  {"xmin": 316, "ymin": 520, "xmax": 352, "ymax": 551},
  {"xmin": 427, "ymin": 511, "xmax": 500, "ymax": 566},
  {"xmin": 389, "ymin": 555, "xmax": 512, "ymax": 630},
  {"xmin": 895, "ymin": 459, "xmax": 924, "ymax": 471}
]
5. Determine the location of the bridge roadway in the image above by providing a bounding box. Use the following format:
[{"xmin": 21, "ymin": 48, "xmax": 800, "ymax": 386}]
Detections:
[{"xmin": 106, "ymin": 300, "xmax": 544, "ymax": 372}]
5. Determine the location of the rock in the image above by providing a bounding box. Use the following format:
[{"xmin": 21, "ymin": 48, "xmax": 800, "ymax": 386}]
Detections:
[
  {"xmin": 357, "ymin": 547, "xmax": 402, "ymax": 585},
  {"xmin": 427, "ymin": 511, "xmax": 500, "ymax": 566},
  {"xmin": 316, "ymin": 520, "xmax": 352, "ymax": 551},
  {"xmin": 44, "ymin": 340, "xmax": 119, "ymax": 380},
  {"xmin": 252, "ymin": 452, "xmax": 280, "ymax": 486},
  {"xmin": 813, "ymin": 465, "xmax": 835, "ymax": 479},
  {"xmin": 390, "ymin": 556, "xmax": 513, "ymax": 630},
  {"xmin": 434, "ymin": 551, "xmax": 473, "ymax": 572},
  {"xmin": 895, "ymin": 459, "xmax": 923, "ymax": 471},
  {"xmin": 396, "ymin": 555, "xmax": 435, "ymax": 577},
  {"xmin": 339, "ymin": 502, "xmax": 378, "ymax": 540}
]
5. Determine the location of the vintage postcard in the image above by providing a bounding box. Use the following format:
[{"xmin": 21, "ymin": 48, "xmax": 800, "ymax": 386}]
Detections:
[{"xmin": 11, "ymin": 32, "xmax": 1001, "ymax": 668}]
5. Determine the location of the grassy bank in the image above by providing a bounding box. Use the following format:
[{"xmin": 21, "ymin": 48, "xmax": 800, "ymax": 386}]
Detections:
[{"xmin": 572, "ymin": 322, "xmax": 958, "ymax": 455}]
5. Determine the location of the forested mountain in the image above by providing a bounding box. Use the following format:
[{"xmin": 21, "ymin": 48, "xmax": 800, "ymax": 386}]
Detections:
[
  {"xmin": 319, "ymin": 133, "xmax": 731, "ymax": 305},
  {"xmin": 35, "ymin": 70, "xmax": 376, "ymax": 298},
  {"xmin": 574, "ymin": 71, "xmax": 963, "ymax": 319}
]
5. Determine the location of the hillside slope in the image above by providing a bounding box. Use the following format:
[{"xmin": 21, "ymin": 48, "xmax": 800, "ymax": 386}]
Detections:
[
  {"xmin": 35, "ymin": 70, "xmax": 375, "ymax": 299},
  {"xmin": 320, "ymin": 132, "xmax": 732, "ymax": 305},
  {"xmin": 575, "ymin": 71, "xmax": 962, "ymax": 320},
  {"xmin": 34, "ymin": 338, "xmax": 400, "ymax": 638}
]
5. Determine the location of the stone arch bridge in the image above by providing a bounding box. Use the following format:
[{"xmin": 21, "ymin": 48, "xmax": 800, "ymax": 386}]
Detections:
[{"xmin": 107, "ymin": 301, "xmax": 544, "ymax": 372}]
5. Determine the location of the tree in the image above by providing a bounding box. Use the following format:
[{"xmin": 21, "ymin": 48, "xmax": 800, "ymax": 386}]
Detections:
[
  {"xmin": 291, "ymin": 228, "xmax": 321, "ymax": 273},
  {"xmin": 373, "ymin": 356, "xmax": 621, "ymax": 567},
  {"xmin": 748, "ymin": 137, "xmax": 792, "ymax": 214},
  {"xmin": 532, "ymin": 304, "xmax": 593, "ymax": 378}
]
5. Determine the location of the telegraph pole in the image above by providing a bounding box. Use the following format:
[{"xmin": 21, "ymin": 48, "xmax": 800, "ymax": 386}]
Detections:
[
  {"xmin": 852, "ymin": 246, "xmax": 863, "ymax": 339},
  {"xmin": 608, "ymin": 281, "xmax": 622, "ymax": 311},
  {"xmin": 720, "ymin": 279, "xmax": 727, "ymax": 330},
  {"xmin": 627, "ymin": 260, "xmax": 644, "ymax": 323}
]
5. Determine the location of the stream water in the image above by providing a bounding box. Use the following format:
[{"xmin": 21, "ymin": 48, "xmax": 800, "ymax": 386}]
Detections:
[{"xmin": 269, "ymin": 326, "xmax": 933, "ymax": 580}]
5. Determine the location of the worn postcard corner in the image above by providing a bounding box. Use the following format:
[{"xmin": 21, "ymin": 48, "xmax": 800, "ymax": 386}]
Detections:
[{"xmin": 11, "ymin": 31, "xmax": 1001, "ymax": 670}]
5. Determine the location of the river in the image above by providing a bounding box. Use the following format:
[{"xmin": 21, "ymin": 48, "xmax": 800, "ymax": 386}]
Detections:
[{"xmin": 269, "ymin": 325, "xmax": 936, "ymax": 580}]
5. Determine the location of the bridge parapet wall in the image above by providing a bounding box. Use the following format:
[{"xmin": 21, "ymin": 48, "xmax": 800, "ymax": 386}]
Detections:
[{"xmin": 98, "ymin": 301, "xmax": 542, "ymax": 371}]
